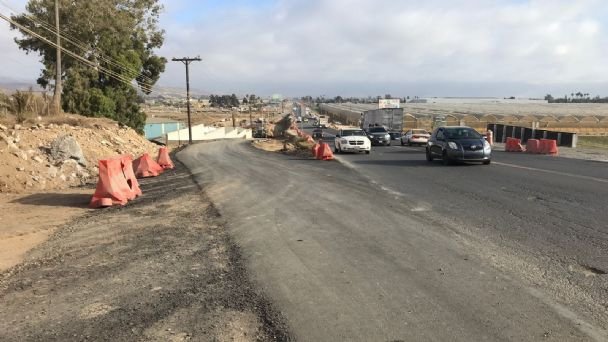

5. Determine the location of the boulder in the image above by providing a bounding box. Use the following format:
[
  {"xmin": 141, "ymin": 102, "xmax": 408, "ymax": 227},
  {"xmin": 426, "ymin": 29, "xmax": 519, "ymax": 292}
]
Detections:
[{"xmin": 49, "ymin": 135, "xmax": 87, "ymax": 167}]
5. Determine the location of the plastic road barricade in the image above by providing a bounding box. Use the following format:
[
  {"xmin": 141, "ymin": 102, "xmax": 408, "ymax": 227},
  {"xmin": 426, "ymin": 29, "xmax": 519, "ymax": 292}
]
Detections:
[
  {"xmin": 90, "ymin": 157, "xmax": 134, "ymax": 208},
  {"xmin": 120, "ymin": 154, "xmax": 142, "ymax": 198},
  {"xmin": 526, "ymin": 139, "xmax": 540, "ymax": 154},
  {"xmin": 133, "ymin": 153, "xmax": 164, "ymax": 178},
  {"xmin": 157, "ymin": 147, "xmax": 174, "ymax": 169}
]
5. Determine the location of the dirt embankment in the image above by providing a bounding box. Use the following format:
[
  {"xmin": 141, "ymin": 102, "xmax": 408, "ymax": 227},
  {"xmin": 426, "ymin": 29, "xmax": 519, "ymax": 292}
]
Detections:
[
  {"xmin": 0, "ymin": 114, "xmax": 161, "ymax": 272},
  {"xmin": 0, "ymin": 114, "xmax": 159, "ymax": 194}
]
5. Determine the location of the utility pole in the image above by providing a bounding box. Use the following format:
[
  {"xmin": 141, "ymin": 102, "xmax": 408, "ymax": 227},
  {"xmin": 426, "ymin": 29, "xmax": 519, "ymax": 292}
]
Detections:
[
  {"xmin": 52, "ymin": 0, "xmax": 61, "ymax": 115},
  {"xmin": 172, "ymin": 56, "xmax": 201, "ymax": 144}
]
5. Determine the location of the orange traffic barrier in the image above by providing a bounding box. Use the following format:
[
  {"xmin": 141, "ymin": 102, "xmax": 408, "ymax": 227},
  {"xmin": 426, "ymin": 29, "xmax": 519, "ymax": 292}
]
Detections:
[
  {"xmin": 540, "ymin": 139, "xmax": 559, "ymax": 155},
  {"xmin": 120, "ymin": 154, "xmax": 142, "ymax": 198},
  {"xmin": 312, "ymin": 143, "xmax": 321, "ymax": 158},
  {"xmin": 90, "ymin": 157, "xmax": 134, "ymax": 208},
  {"xmin": 318, "ymin": 143, "xmax": 335, "ymax": 161},
  {"xmin": 486, "ymin": 130, "xmax": 494, "ymax": 147},
  {"xmin": 526, "ymin": 139, "xmax": 540, "ymax": 154},
  {"xmin": 505, "ymin": 137, "xmax": 524, "ymax": 152},
  {"xmin": 133, "ymin": 153, "xmax": 164, "ymax": 178},
  {"xmin": 157, "ymin": 147, "xmax": 174, "ymax": 169}
]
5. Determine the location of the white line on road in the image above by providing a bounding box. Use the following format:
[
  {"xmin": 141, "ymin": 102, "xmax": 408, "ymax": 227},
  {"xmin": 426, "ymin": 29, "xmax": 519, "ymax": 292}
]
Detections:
[{"xmin": 494, "ymin": 161, "xmax": 608, "ymax": 184}]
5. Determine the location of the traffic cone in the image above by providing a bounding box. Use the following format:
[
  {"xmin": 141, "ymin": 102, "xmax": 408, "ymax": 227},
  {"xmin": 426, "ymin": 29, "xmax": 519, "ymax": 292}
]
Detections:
[
  {"xmin": 90, "ymin": 157, "xmax": 133, "ymax": 208},
  {"xmin": 157, "ymin": 147, "xmax": 174, "ymax": 169},
  {"xmin": 133, "ymin": 153, "xmax": 164, "ymax": 178}
]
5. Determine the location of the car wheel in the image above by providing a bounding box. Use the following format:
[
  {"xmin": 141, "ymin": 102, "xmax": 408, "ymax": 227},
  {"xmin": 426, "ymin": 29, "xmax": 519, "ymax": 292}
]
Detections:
[
  {"xmin": 483, "ymin": 160, "xmax": 491, "ymax": 165},
  {"xmin": 386, "ymin": 141, "xmax": 391, "ymax": 146},
  {"xmin": 408, "ymin": 139, "xmax": 412, "ymax": 146},
  {"xmin": 365, "ymin": 150, "xmax": 370, "ymax": 154},
  {"xmin": 426, "ymin": 149, "xmax": 433, "ymax": 162},
  {"xmin": 442, "ymin": 151, "xmax": 452, "ymax": 165},
  {"xmin": 334, "ymin": 144, "xmax": 339, "ymax": 153},
  {"xmin": 400, "ymin": 139, "xmax": 405, "ymax": 146}
]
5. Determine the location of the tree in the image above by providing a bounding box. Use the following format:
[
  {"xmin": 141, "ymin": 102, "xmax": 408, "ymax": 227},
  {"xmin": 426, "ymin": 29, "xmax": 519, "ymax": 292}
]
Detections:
[
  {"xmin": 544, "ymin": 94, "xmax": 554, "ymax": 102},
  {"xmin": 230, "ymin": 94, "xmax": 239, "ymax": 107},
  {"xmin": 11, "ymin": 0, "xmax": 167, "ymax": 133},
  {"xmin": 242, "ymin": 97, "xmax": 248, "ymax": 104}
]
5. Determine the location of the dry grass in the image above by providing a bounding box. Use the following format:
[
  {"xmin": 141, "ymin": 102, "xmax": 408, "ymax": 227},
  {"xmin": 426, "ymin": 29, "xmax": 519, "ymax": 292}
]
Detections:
[{"xmin": 577, "ymin": 136, "xmax": 608, "ymax": 149}]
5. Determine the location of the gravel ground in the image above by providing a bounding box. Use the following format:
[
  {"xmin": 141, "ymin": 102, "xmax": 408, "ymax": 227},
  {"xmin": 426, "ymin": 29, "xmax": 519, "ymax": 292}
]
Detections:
[{"xmin": 0, "ymin": 156, "xmax": 291, "ymax": 342}]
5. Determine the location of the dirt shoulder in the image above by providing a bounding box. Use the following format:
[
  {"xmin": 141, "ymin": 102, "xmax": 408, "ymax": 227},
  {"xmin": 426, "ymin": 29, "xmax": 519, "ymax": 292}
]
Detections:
[
  {"xmin": 0, "ymin": 187, "xmax": 93, "ymax": 272},
  {"xmin": 0, "ymin": 159, "xmax": 291, "ymax": 341}
]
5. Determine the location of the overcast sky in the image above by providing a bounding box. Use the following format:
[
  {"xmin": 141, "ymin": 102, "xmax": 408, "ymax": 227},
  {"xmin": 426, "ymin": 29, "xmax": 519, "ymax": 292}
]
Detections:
[{"xmin": 1, "ymin": 0, "xmax": 607, "ymax": 97}]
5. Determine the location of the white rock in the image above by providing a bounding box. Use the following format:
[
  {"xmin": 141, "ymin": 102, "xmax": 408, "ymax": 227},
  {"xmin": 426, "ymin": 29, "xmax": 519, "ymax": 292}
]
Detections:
[
  {"xmin": 13, "ymin": 124, "xmax": 21, "ymax": 130},
  {"xmin": 0, "ymin": 124, "xmax": 7, "ymax": 131},
  {"xmin": 12, "ymin": 151, "xmax": 28, "ymax": 160},
  {"xmin": 16, "ymin": 167, "xmax": 25, "ymax": 172},
  {"xmin": 59, "ymin": 174, "xmax": 67, "ymax": 182},
  {"xmin": 32, "ymin": 156, "xmax": 44, "ymax": 163},
  {"xmin": 48, "ymin": 166, "xmax": 58, "ymax": 178}
]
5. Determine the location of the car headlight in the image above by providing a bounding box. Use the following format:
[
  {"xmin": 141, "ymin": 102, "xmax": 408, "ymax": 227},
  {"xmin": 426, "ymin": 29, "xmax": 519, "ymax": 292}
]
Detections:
[
  {"xmin": 385, "ymin": 134, "xmax": 390, "ymax": 139},
  {"xmin": 340, "ymin": 139, "xmax": 348, "ymax": 144},
  {"xmin": 483, "ymin": 140, "xmax": 491, "ymax": 151},
  {"xmin": 448, "ymin": 142, "xmax": 459, "ymax": 150}
]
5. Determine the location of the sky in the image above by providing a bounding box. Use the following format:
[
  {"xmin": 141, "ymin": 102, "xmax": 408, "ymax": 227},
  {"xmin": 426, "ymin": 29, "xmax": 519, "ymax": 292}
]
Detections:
[{"xmin": 1, "ymin": 0, "xmax": 608, "ymax": 97}]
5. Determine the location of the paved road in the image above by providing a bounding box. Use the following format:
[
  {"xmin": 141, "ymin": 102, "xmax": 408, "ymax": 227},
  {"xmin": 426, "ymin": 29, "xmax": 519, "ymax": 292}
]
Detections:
[{"xmin": 179, "ymin": 141, "xmax": 608, "ymax": 341}]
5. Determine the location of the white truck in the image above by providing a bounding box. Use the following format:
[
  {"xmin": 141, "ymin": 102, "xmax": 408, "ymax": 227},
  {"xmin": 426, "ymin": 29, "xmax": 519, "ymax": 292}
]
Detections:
[{"xmin": 318, "ymin": 115, "xmax": 329, "ymax": 128}]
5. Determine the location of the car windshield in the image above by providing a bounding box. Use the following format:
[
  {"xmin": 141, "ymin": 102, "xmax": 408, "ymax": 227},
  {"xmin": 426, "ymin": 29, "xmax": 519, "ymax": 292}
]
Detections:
[
  {"xmin": 341, "ymin": 130, "xmax": 366, "ymax": 136},
  {"xmin": 412, "ymin": 130, "xmax": 429, "ymax": 134},
  {"xmin": 369, "ymin": 127, "xmax": 388, "ymax": 133},
  {"xmin": 444, "ymin": 128, "xmax": 482, "ymax": 139}
]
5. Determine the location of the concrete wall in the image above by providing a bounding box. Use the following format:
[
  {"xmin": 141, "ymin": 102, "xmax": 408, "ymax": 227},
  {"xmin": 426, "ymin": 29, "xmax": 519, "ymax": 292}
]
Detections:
[{"xmin": 166, "ymin": 124, "xmax": 252, "ymax": 142}]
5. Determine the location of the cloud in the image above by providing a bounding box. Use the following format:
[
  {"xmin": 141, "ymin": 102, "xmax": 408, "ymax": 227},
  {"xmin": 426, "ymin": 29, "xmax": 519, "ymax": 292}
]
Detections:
[{"xmin": 2, "ymin": 0, "xmax": 608, "ymax": 96}]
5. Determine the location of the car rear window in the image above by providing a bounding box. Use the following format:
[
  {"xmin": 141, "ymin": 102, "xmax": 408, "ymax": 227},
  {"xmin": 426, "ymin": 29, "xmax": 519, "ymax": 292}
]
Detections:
[{"xmin": 369, "ymin": 127, "xmax": 388, "ymax": 133}]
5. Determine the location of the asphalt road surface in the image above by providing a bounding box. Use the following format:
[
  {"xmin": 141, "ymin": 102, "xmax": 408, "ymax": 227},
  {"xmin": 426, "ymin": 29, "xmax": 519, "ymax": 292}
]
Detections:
[{"xmin": 179, "ymin": 140, "xmax": 608, "ymax": 341}]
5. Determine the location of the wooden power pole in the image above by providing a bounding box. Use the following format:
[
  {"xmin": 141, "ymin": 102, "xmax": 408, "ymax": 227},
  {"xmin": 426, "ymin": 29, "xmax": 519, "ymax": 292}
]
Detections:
[
  {"xmin": 172, "ymin": 57, "xmax": 201, "ymax": 144},
  {"xmin": 52, "ymin": 0, "xmax": 62, "ymax": 115}
]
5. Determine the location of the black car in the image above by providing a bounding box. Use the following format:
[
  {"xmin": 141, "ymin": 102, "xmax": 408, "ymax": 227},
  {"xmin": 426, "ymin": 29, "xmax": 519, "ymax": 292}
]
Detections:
[
  {"xmin": 366, "ymin": 127, "xmax": 391, "ymax": 146},
  {"xmin": 312, "ymin": 128, "xmax": 323, "ymax": 139},
  {"xmin": 388, "ymin": 131, "xmax": 403, "ymax": 140},
  {"xmin": 426, "ymin": 126, "xmax": 491, "ymax": 165}
]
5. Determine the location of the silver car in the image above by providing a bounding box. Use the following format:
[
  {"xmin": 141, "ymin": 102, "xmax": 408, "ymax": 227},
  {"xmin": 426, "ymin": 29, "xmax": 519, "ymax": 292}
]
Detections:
[{"xmin": 401, "ymin": 129, "xmax": 431, "ymax": 146}]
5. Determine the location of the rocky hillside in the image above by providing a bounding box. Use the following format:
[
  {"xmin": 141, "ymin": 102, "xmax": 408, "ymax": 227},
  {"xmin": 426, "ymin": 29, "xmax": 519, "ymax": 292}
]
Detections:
[{"xmin": 0, "ymin": 115, "xmax": 160, "ymax": 193}]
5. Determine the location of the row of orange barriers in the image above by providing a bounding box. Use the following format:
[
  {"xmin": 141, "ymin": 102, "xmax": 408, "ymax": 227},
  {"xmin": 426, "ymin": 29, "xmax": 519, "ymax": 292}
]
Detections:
[
  {"xmin": 290, "ymin": 124, "xmax": 334, "ymax": 160},
  {"xmin": 505, "ymin": 137, "xmax": 559, "ymax": 155},
  {"xmin": 89, "ymin": 147, "xmax": 174, "ymax": 208}
]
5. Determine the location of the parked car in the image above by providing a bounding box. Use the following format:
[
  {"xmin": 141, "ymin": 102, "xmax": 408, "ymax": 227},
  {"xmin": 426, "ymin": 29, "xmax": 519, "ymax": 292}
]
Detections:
[
  {"xmin": 401, "ymin": 129, "xmax": 431, "ymax": 146},
  {"xmin": 312, "ymin": 128, "xmax": 323, "ymax": 139},
  {"xmin": 426, "ymin": 126, "xmax": 491, "ymax": 165},
  {"xmin": 334, "ymin": 129, "xmax": 371, "ymax": 154},
  {"xmin": 366, "ymin": 126, "xmax": 391, "ymax": 146}
]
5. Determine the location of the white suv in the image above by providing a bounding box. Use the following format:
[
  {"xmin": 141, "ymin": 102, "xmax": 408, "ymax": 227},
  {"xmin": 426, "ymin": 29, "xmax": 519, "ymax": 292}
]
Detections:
[{"xmin": 334, "ymin": 129, "xmax": 371, "ymax": 154}]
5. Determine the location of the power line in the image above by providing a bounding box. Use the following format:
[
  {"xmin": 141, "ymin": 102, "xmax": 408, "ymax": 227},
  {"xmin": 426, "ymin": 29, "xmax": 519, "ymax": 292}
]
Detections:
[
  {"xmin": 0, "ymin": 11, "xmax": 155, "ymax": 94},
  {"xmin": 0, "ymin": 0, "xmax": 158, "ymax": 86}
]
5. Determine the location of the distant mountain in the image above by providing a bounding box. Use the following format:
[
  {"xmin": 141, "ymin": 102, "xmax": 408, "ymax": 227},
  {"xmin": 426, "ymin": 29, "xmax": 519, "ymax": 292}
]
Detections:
[{"xmin": 0, "ymin": 78, "xmax": 44, "ymax": 93}]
